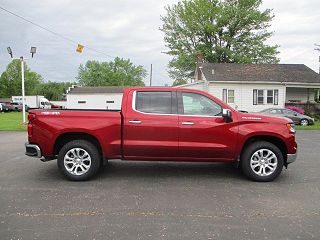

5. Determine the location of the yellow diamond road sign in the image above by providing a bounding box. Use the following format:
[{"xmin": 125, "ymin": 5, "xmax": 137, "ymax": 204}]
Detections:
[{"xmin": 76, "ymin": 44, "xmax": 84, "ymax": 53}]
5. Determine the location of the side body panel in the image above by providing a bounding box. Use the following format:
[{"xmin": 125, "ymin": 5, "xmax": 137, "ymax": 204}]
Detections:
[
  {"xmin": 234, "ymin": 113, "xmax": 298, "ymax": 157},
  {"xmin": 122, "ymin": 90, "xmax": 179, "ymax": 159},
  {"xmin": 178, "ymin": 115, "xmax": 239, "ymax": 160},
  {"xmin": 28, "ymin": 110, "xmax": 122, "ymax": 158},
  {"xmin": 176, "ymin": 89, "xmax": 239, "ymax": 161}
]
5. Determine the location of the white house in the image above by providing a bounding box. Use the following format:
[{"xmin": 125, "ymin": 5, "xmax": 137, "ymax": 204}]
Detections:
[
  {"xmin": 66, "ymin": 86, "xmax": 124, "ymax": 110},
  {"xmin": 177, "ymin": 63, "xmax": 320, "ymax": 112}
]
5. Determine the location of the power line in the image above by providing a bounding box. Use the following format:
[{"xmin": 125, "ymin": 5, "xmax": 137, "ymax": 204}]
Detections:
[{"xmin": 0, "ymin": 5, "xmax": 115, "ymax": 59}]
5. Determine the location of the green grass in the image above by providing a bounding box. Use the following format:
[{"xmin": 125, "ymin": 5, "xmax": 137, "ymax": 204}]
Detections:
[
  {"xmin": 296, "ymin": 121, "xmax": 320, "ymax": 130},
  {"xmin": 0, "ymin": 112, "xmax": 27, "ymax": 131},
  {"xmin": 0, "ymin": 111, "xmax": 319, "ymax": 131}
]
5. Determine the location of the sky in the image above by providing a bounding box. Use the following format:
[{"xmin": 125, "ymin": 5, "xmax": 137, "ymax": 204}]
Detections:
[{"xmin": 0, "ymin": 0, "xmax": 319, "ymax": 86}]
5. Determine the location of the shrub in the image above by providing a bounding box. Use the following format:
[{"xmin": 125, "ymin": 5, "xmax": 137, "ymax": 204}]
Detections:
[{"xmin": 310, "ymin": 113, "xmax": 320, "ymax": 122}]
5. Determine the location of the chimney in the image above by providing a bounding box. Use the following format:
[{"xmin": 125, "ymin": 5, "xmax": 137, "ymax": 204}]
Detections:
[{"xmin": 195, "ymin": 53, "xmax": 204, "ymax": 81}]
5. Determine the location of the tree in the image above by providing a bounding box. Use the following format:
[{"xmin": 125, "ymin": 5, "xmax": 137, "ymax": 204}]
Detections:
[
  {"xmin": 160, "ymin": 0, "xmax": 279, "ymax": 80},
  {"xmin": 172, "ymin": 79, "xmax": 188, "ymax": 86},
  {"xmin": 35, "ymin": 82, "xmax": 75, "ymax": 101},
  {"xmin": 0, "ymin": 59, "xmax": 43, "ymax": 98},
  {"xmin": 77, "ymin": 57, "xmax": 147, "ymax": 86}
]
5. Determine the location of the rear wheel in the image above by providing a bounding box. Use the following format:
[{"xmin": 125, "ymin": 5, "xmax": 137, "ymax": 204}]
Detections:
[
  {"xmin": 57, "ymin": 140, "xmax": 101, "ymax": 181},
  {"xmin": 300, "ymin": 119, "xmax": 309, "ymax": 126},
  {"xmin": 241, "ymin": 141, "xmax": 284, "ymax": 182}
]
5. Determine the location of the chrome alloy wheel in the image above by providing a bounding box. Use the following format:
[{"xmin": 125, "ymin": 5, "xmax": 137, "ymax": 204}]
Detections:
[
  {"xmin": 64, "ymin": 148, "xmax": 91, "ymax": 176},
  {"xmin": 250, "ymin": 149, "xmax": 278, "ymax": 177},
  {"xmin": 300, "ymin": 119, "xmax": 309, "ymax": 126}
]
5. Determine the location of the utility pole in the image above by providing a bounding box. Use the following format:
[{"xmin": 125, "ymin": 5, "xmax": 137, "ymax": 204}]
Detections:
[
  {"xmin": 315, "ymin": 44, "xmax": 320, "ymax": 74},
  {"xmin": 315, "ymin": 44, "xmax": 320, "ymax": 101},
  {"xmin": 149, "ymin": 64, "xmax": 153, "ymax": 86}
]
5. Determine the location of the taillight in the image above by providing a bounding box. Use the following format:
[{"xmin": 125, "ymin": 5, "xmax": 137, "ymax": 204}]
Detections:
[
  {"xmin": 28, "ymin": 123, "xmax": 33, "ymax": 137},
  {"xmin": 28, "ymin": 113, "xmax": 36, "ymax": 138},
  {"xmin": 28, "ymin": 113, "xmax": 35, "ymax": 123}
]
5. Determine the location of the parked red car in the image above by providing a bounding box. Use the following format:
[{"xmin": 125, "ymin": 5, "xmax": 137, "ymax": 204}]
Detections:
[
  {"xmin": 50, "ymin": 103, "xmax": 62, "ymax": 109},
  {"xmin": 25, "ymin": 87, "xmax": 297, "ymax": 182}
]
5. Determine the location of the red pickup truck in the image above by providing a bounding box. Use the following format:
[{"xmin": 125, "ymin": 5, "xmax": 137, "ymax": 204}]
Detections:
[{"xmin": 25, "ymin": 87, "xmax": 297, "ymax": 182}]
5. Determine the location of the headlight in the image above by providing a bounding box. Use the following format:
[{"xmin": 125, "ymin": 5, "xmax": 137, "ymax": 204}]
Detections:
[{"xmin": 286, "ymin": 123, "xmax": 296, "ymax": 134}]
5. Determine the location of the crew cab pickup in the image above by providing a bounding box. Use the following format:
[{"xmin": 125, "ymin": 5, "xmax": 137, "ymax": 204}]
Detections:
[{"xmin": 25, "ymin": 87, "xmax": 297, "ymax": 182}]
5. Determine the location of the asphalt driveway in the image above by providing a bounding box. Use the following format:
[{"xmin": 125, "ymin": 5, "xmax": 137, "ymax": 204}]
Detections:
[{"xmin": 0, "ymin": 131, "xmax": 319, "ymax": 239}]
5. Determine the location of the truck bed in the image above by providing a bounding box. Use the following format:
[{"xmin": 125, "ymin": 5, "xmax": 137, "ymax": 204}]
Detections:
[{"xmin": 28, "ymin": 109, "xmax": 122, "ymax": 159}]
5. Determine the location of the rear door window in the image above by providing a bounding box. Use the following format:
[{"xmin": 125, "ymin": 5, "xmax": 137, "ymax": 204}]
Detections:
[{"xmin": 135, "ymin": 91, "xmax": 173, "ymax": 114}]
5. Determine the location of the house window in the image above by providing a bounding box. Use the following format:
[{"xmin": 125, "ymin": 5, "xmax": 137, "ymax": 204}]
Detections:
[
  {"xmin": 228, "ymin": 90, "xmax": 235, "ymax": 103},
  {"xmin": 274, "ymin": 90, "xmax": 279, "ymax": 105},
  {"xmin": 258, "ymin": 90, "xmax": 264, "ymax": 104},
  {"xmin": 222, "ymin": 89, "xmax": 235, "ymax": 104},
  {"xmin": 253, "ymin": 89, "xmax": 279, "ymax": 105},
  {"xmin": 267, "ymin": 90, "xmax": 274, "ymax": 104}
]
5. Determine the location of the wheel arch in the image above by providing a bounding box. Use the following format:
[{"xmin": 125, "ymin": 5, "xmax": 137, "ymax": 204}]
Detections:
[
  {"xmin": 54, "ymin": 132, "xmax": 103, "ymax": 159},
  {"xmin": 240, "ymin": 135, "xmax": 288, "ymax": 165}
]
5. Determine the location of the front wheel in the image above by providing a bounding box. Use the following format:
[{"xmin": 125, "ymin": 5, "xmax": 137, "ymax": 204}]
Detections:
[
  {"xmin": 57, "ymin": 140, "xmax": 101, "ymax": 181},
  {"xmin": 241, "ymin": 141, "xmax": 284, "ymax": 182},
  {"xmin": 300, "ymin": 119, "xmax": 309, "ymax": 126}
]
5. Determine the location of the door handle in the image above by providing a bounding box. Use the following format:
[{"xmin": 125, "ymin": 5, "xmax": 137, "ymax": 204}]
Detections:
[
  {"xmin": 129, "ymin": 120, "xmax": 142, "ymax": 124},
  {"xmin": 181, "ymin": 121, "xmax": 194, "ymax": 125}
]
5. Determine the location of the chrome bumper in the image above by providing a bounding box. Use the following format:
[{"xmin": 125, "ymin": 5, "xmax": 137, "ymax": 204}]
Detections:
[
  {"xmin": 25, "ymin": 143, "xmax": 42, "ymax": 158},
  {"xmin": 287, "ymin": 152, "xmax": 297, "ymax": 164}
]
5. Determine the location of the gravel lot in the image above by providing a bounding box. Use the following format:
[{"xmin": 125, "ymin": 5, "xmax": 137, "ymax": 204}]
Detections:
[{"xmin": 0, "ymin": 131, "xmax": 319, "ymax": 240}]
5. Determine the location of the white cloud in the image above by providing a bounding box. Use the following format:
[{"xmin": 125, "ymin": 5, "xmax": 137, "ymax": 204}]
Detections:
[
  {"xmin": 263, "ymin": 0, "xmax": 320, "ymax": 72},
  {"xmin": 0, "ymin": 0, "xmax": 319, "ymax": 88}
]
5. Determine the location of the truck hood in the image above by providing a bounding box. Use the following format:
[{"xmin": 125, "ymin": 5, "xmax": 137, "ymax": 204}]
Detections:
[{"xmin": 237, "ymin": 112, "xmax": 293, "ymax": 124}]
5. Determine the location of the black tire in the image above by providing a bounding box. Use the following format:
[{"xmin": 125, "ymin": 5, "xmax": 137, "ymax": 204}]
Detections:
[
  {"xmin": 241, "ymin": 141, "xmax": 284, "ymax": 182},
  {"xmin": 300, "ymin": 119, "xmax": 309, "ymax": 126},
  {"xmin": 57, "ymin": 140, "xmax": 101, "ymax": 181}
]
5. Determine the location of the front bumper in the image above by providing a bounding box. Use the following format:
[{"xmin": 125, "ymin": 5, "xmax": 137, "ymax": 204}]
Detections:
[
  {"xmin": 25, "ymin": 143, "xmax": 42, "ymax": 158},
  {"xmin": 287, "ymin": 151, "xmax": 297, "ymax": 164}
]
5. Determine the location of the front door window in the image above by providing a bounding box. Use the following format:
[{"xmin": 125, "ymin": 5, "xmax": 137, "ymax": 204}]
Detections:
[{"xmin": 180, "ymin": 92, "xmax": 222, "ymax": 116}]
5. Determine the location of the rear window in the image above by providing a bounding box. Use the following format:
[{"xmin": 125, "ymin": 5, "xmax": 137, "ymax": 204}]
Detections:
[{"xmin": 136, "ymin": 91, "xmax": 172, "ymax": 114}]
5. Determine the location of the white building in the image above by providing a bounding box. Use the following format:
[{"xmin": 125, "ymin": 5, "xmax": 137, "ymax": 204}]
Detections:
[
  {"xmin": 177, "ymin": 63, "xmax": 320, "ymax": 112},
  {"xmin": 66, "ymin": 86, "xmax": 124, "ymax": 110}
]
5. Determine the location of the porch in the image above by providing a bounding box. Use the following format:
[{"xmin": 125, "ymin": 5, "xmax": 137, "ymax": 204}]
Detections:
[{"xmin": 285, "ymin": 87, "xmax": 319, "ymax": 104}]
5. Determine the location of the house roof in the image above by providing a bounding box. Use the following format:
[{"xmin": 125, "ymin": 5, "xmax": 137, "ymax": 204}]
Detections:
[
  {"xmin": 201, "ymin": 63, "xmax": 320, "ymax": 84},
  {"xmin": 68, "ymin": 86, "xmax": 124, "ymax": 94}
]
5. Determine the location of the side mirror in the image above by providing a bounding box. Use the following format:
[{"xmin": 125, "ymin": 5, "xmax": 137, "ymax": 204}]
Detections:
[{"xmin": 222, "ymin": 109, "xmax": 232, "ymax": 122}]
